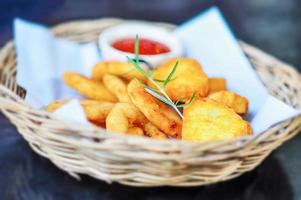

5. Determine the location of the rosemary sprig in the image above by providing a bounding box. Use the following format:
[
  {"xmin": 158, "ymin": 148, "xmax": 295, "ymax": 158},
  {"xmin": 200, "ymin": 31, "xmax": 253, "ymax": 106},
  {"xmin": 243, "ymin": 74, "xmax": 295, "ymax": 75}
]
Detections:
[
  {"xmin": 163, "ymin": 61, "xmax": 178, "ymax": 87},
  {"xmin": 128, "ymin": 57, "xmax": 184, "ymax": 118},
  {"xmin": 127, "ymin": 35, "xmax": 195, "ymax": 119}
]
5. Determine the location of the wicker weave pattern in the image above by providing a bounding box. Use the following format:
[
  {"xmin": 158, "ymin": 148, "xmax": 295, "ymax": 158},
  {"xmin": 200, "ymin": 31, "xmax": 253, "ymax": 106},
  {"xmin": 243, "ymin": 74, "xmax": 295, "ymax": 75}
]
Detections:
[{"xmin": 0, "ymin": 19, "xmax": 300, "ymax": 186}]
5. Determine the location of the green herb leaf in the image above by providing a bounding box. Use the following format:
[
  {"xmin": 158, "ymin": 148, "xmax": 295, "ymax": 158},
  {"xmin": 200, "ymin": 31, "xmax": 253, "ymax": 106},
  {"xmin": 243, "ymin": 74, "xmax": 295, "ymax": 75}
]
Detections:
[
  {"xmin": 153, "ymin": 78, "xmax": 165, "ymax": 83},
  {"xmin": 174, "ymin": 97, "xmax": 185, "ymax": 106},
  {"xmin": 163, "ymin": 61, "xmax": 178, "ymax": 86},
  {"xmin": 127, "ymin": 57, "xmax": 149, "ymax": 78},
  {"xmin": 138, "ymin": 58, "xmax": 154, "ymax": 70},
  {"xmin": 154, "ymin": 77, "xmax": 176, "ymax": 83},
  {"xmin": 177, "ymin": 93, "xmax": 196, "ymax": 108},
  {"xmin": 135, "ymin": 35, "xmax": 139, "ymax": 62}
]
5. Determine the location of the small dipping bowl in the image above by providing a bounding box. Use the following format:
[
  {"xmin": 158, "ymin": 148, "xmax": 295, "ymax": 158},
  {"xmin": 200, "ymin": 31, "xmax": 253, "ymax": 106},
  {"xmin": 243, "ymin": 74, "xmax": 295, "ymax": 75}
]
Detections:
[{"xmin": 98, "ymin": 23, "xmax": 183, "ymax": 67}]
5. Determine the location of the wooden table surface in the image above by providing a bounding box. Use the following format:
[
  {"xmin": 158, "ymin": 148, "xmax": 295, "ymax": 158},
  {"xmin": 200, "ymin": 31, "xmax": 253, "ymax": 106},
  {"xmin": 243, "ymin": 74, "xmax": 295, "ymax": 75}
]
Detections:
[{"xmin": 0, "ymin": 1, "xmax": 300, "ymax": 199}]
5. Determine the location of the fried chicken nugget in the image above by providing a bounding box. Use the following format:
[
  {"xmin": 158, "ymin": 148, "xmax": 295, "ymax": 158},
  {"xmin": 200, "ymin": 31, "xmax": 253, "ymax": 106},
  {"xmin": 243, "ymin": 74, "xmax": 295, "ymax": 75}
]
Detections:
[
  {"xmin": 46, "ymin": 99, "xmax": 69, "ymax": 112},
  {"xmin": 150, "ymin": 58, "xmax": 209, "ymax": 102},
  {"xmin": 143, "ymin": 122, "xmax": 167, "ymax": 139},
  {"xmin": 127, "ymin": 127, "xmax": 144, "ymax": 136},
  {"xmin": 92, "ymin": 61, "xmax": 147, "ymax": 82},
  {"xmin": 208, "ymin": 91, "xmax": 249, "ymax": 115},
  {"xmin": 63, "ymin": 72, "xmax": 117, "ymax": 102},
  {"xmin": 128, "ymin": 79, "xmax": 182, "ymax": 138},
  {"xmin": 209, "ymin": 78, "xmax": 227, "ymax": 94},
  {"xmin": 46, "ymin": 99, "xmax": 115, "ymax": 126},
  {"xmin": 182, "ymin": 100, "xmax": 252, "ymax": 141},
  {"xmin": 106, "ymin": 102, "xmax": 147, "ymax": 134},
  {"xmin": 103, "ymin": 74, "xmax": 131, "ymax": 103}
]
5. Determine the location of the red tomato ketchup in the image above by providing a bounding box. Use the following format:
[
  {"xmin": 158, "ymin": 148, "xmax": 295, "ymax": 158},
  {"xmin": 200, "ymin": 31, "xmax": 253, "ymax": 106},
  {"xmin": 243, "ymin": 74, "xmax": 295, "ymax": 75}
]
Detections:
[{"xmin": 112, "ymin": 38, "xmax": 170, "ymax": 55}]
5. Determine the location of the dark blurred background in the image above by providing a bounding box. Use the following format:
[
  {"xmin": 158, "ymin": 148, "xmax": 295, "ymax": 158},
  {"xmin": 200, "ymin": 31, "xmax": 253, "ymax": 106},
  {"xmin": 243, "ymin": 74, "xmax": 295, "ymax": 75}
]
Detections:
[
  {"xmin": 0, "ymin": 0, "xmax": 301, "ymax": 71},
  {"xmin": 0, "ymin": 0, "xmax": 300, "ymax": 200}
]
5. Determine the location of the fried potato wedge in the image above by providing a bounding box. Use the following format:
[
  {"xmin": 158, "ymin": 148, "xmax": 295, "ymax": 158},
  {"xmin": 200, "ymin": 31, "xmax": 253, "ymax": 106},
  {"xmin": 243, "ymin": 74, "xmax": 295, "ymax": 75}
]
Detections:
[
  {"xmin": 209, "ymin": 78, "xmax": 227, "ymax": 94},
  {"xmin": 149, "ymin": 58, "xmax": 209, "ymax": 102},
  {"xmin": 63, "ymin": 72, "xmax": 117, "ymax": 102},
  {"xmin": 106, "ymin": 102, "xmax": 147, "ymax": 133},
  {"xmin": 128, "ymin": 79, "xmax": 182, "ymax": 138},
  {"xmin": 92, "ymin": 61, "xmax": 147, "ymax": 82},
  {"xmin": 46, "ymin": 99, "xmax": 115, "ymax": 127},
  {"xmin": 182, "ymin": 100, "xmax": 252, "ymax": 141},
  {"xmin": 103, "ymin": 74, "xmax": 131, "ymax": 103},
  {"xmin": 208, "ymin": 91, "xmax": 248, "ymax": 115}
]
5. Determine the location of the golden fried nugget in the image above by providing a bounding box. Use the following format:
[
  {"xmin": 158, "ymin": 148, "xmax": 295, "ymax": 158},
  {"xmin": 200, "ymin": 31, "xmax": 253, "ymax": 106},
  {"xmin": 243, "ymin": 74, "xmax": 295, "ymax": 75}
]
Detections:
[
  {"xmin": 103, "ymin": 74, "xmax": 131, "ymax": 103},
  {"xmin": 92, "ymin": 61, "xmax": 147, "ymax": 82},
  {"xmin": 182, "ymin": 100, "xmax": 252, "ymax": 141},
  {"xmin": 63, "ymin": 72, "xmax": 117, "ymax": 102},
  {"xmin": 143, "ymin": 122, "xmax": 167, "ymax": 140},
  {"xmin": 80, "ymin": 100, "xmax": 115, "ymax": 125},
  {"xmin": 46, "ymin": 99, "xmax": 115, "ymax": 127},
  {"xmin": 128, "ymin": 79, "xmax": 182, "ymax": 138},
  {"xmin": 127, "ymin": 127, "xmax": 144, "ymax": 136},
  {"xmin": 149, "ymin": 58, "xmax": 209, "ymax": 102},
  {"xmin": 209, "ymin": 78, "xmax": 227, "ymax": 94},
  {"xmin": 208, "ymin": 91, "xmax": 249, "ymax": 115},
  {"xmin": 106, "ymin": 102, "xmax": 147, "ymax": 133},
  {"xmin": 45, "ymin": 99, "xmax": 69, "ymax": 112}
]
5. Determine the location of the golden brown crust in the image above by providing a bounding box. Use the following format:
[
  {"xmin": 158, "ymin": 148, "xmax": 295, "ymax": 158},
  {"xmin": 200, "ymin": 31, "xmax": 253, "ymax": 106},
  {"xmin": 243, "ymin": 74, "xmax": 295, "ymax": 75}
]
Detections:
[
  {"xmin": 45, "ymin": 99, "xmax": 69, "ymax": 112},
  {"xmin": 80, "ymin": 100, "xmax": 115, "ymax": 123},
  {"xmin": 128, "ymin": 79, "xmax": 182, "ymax": 138},
  {"xmin": 209, "ymin": 78, "xmax": 227, "ymax": 94},
  {"xmin": 103, "ymin": 74, "xmax": 132, "ymax": 103},
  {"xmin": 143, "ymin": 122, "xmax": 168, "ymax": 140},
  {"xmin": 106, "ymin": 102, "xmax": 147, "ymax": 133},
  {"xmin": 63, "ymin": 72, "xmax": 117, "ymax": 102},
  {"xmin": 46, "ymin": 99, "xmax": 115, "ymax": 126},
  {"xmin": 149, "ymin": 58, "xmax": 209, "ymax": 102},
  {"xmin": 208, "ymin": 91, "xmax": 249, "ymax": 115},
  {"xmin": 92, "ymin": 61, "xmax": 147, "ymax": 82},
  {"xmin": 182, "ymin": 99, "xmax": 252, "ymax": 141},
  {"xmin": 126, "ymin": 127, "xmax": 145, "ymax": 136}
]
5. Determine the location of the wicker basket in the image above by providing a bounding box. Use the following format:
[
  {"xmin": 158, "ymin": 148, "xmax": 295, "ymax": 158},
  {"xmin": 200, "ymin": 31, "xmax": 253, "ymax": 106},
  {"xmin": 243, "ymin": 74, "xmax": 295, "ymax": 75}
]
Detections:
[{"xmin": 0, "ymin": 19, "xmax": 300, "ymax": 187}]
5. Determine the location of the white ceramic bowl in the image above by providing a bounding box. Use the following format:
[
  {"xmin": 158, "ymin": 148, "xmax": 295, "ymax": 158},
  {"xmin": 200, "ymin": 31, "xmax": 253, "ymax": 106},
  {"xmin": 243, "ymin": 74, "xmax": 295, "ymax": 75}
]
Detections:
[{"xmin": 98, "ymin": 22, "xmax": 183, "ymax": 67}]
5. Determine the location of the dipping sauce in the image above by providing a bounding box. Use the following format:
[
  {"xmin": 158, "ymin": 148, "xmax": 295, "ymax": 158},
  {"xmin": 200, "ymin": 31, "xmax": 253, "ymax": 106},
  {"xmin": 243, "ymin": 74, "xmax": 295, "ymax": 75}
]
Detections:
[{"xmin": 112, "ymin": 38, "xmax": 170, "ymax": 55}]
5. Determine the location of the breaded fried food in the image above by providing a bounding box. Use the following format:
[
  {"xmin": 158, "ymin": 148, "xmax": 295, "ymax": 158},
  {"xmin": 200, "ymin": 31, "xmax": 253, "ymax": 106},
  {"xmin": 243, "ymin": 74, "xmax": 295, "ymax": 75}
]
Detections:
[
  {"xmin": 46, "ymin": 99, "xmax": 69, "ymax": 112},
  {"xmin": 128, "ymin": 79, "xmax": 182, "ymax": 138},
  {"xmin": 182, "ymin": 100, "xmax": 252, "ymax": 141},
  {"xmin": 106, "ymin": 102, "xmax": 147, "ymax": 133},
  {"xmin": 46, "ymin": 99, "xmax": 115, "ymax": 126},
  {"xmin": 208, "ymin": 91, "xmax": 248, "ymax": 115},
  {"xmin": 149, "ymin": 58, "xmax": 209, "ymax": 102},
  {"xmin": 80, "ymin": 100, "xmax": 115, "ymax": 125},
  {"xmin": 143, "ymin": 122, "xmax": 167, "ymax": 140},
  {"xmin": 103, "ymin": 74, "xmax": 131, "ymax": 103},
  {"xmin": 127, "ymin": 127, "xmax": 144, "ymax": 136},
  {"xmin": 209, "ymin": 78, "xmax": 227, "ymax": 94},
  {"xmin": 63, "ymin": 72, "xmax": 117, "ymax": 102},
  {"xmin": 92, "ymin": 61, "xmax": 147, "ymax": 82}
]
